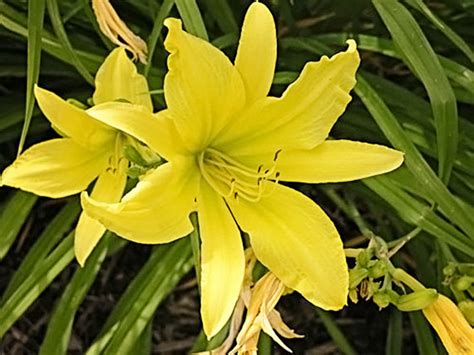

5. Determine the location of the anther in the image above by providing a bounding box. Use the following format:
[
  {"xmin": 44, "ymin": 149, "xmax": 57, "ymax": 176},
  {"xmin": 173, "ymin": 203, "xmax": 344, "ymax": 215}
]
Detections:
[
  {"xmin": 273, "ymin": 149, "xmax": 282, "ymax": 161},
  {"xmin": 257, "ymin": 165, "xmax": 263, "ymax": 173}
]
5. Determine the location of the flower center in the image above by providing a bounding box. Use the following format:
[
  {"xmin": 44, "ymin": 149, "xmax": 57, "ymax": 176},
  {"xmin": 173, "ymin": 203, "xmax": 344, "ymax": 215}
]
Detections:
[{"xmin": 198, "ymin": 148, "xmax": 281, "ymax": 202}]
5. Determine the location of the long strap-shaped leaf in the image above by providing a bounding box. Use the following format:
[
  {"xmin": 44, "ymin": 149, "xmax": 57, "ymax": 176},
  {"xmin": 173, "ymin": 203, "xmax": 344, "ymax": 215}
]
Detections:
[
  {"xmin": 175, "ymin": 0, "xmax": 208, "ymax": 40},
  {"xmin": 0, "ymin": 190, "xmax": 37, "ymax": 260},
  {"xmin": 373, "ymin": 0, "xmax": 458, "ymax": 185},
  {"xmin": 39, "ymin": 233, "xmax": 116, "ymax": 355},
  {"xmin": 356, "ymin": 75, "xmax": 474, "ymax": 239},
  {"xmin": 0, "ymin": 233, "xmax": 74, "ymax": 338},
  {"xmin": 16, "ymin": 0, "xmax": 46, "ymax": 155},
  {"xmin": 86, "ymin": 238, "xmax": 193, "ymax": 354},
  {"xmin": 46, "ymin": 0, "xmax": 95, "ymax": 85}
]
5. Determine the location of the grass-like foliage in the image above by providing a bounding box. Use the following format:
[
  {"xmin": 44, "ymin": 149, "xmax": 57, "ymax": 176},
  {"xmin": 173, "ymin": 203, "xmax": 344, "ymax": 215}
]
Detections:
[{"xmin": 0, "ymin": 0, "xmax": 472, "ymax": 353}]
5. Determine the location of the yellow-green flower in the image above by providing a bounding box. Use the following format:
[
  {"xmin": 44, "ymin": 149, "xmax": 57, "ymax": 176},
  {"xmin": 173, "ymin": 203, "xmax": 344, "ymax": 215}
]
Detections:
[
  {"xmin": 0, "ymin": 48, "xmax": 152, "ymax": 265},
  {"xmin": 423, "ymin": 295, "xmax": 474, "ymax": 354},
  {"xmin": 81, "ymin": 3, "xmax": 403, "ymax": 337}
]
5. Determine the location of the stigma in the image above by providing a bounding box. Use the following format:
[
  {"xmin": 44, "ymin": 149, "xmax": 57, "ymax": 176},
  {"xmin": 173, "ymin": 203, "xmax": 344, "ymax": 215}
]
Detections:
[{"xmin": 198, "ymin": 148, "xmax": 281, "ymax": 202}]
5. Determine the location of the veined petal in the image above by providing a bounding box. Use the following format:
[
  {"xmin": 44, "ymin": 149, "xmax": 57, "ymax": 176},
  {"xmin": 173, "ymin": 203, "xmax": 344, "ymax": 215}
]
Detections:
[
  {"xmin": 81, "ymin": 159, "xmax": 200, "ymax": 244},
  {"xmin": 93, "ymin": 48, "xmax": 153, "ymax": 111},
  {"xmin": 198, "ymin": 181, "xmax": 245, "ymax": 338},
  {"xmin": 218, "ymin": 41, "xmax": 360, "ymax": 156},
  {"xmin": 235, "ymin": 2, "xmax": 276, "ymax": 104},
  {"xmin": 34, "ymin": 86, "xmax": 115, "ymax": 147},
  {"xmin": 227, "ymin": 184, "xmax": 348, "ymax": 310},
  {"xmin": 87, "ymin": 103, "xmax": 188, "ymax": 160},
  {"xmin": 275, "ymin": 140, "xmax": 404, "ymax": 183},
  {"xmin": 163, "ymin": 18, "xmax": 245, "ymax": 151},
  {"xmin": 75, "ymin": 157, "xmax": 128, "ymax": 266},
  {"xmin": 1, "ymin": 138, "xmax": 110, "ymax": 198}
]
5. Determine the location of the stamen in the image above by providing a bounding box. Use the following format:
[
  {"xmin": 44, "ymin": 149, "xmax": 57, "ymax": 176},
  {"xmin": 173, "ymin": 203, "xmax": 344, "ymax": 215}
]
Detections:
[{"xmin": 198, "ymin": 148, "xmax": 282, "ymax": 203}]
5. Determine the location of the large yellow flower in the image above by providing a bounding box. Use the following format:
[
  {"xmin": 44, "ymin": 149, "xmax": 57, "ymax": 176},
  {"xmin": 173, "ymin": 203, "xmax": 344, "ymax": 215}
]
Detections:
[
  {"xmin": 81, "ymin": 3, "xmax": 403, "ymax": 337},
  {"xmin": 0, "ymin": 48, "xmax": 152, "ymax": 265}
]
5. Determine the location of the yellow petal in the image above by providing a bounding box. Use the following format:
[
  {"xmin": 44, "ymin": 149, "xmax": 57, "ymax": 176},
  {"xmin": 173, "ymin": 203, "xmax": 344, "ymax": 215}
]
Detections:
[
  {"xmin": 81, "ymin": 159, "xmax": 200, "ymax": 243},
  {"xmin": 75, "ymin": 158, "xmax": 128, "ymax": 266},
  {"xmin": 87, "ymin": 103, "xmax": 187, "ymax": 160},
  {"xmin": 198, "ymin": 181, "xmax": 245, "ymax": 338},
  {"xmin": 227, "ymin": 184, "xmax": 348, "ymax": 310},
  {"xmin": 423, "ymin": 295, "xmax": 474, "ymax": 355},
  {"xmin": 217, "ymin": 41, "xmax": 360, "ymax": 156},
  {"xmin": 275, "ymin": 140, "xmax": 404, "ymax": 183},
  {"xmin": 93, "ymin": 48, "xmax": 153, "ymax": 111},
  {"xmin": 1, "ymin": 139, "xmax": 110, "ymax": 198},
  {"xmin": 163, "ymin": 18, "xmax": 245, "ymax": 151},
  {"xmin": 34, "ymin": 86, "xmax": 114, "ymax": 147},
  {"xmin": 235, "ymin": 2, "xmax": 276, "ymax": 104}
]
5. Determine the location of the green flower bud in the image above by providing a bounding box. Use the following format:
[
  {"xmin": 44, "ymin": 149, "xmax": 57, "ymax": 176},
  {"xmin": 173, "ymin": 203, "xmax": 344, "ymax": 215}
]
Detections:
[
  {"xmin": 453, "ymin": 276, "xmax": 473, "ymax": 292},
  {"xmin": 349, "ymin": 267, "xmax": 369, "ymax": 289},
  {"xmin": 443, "ymin": 263, "xmax": 457, "ymax": 277},
  {"xmin": 373, "ymin": 292, "xmax": 391, "ymax": 309},
  {"xmin": 458, "ymin": 300, "xmax": 474, "ymax": 326},
  {"xmin": 349, "ymin": 289, "xmax": 359, "ymax": 304},
  {"xmin": 356, "ymin": 249, "xmax": 374, "ymax": 268},
  {"xmin": 396, "ymin": 289, "xmax": 438, "ymax": 312},
  {"xmin": 369, "ymin": 260, "xmax": 387, "ymax": 279}
]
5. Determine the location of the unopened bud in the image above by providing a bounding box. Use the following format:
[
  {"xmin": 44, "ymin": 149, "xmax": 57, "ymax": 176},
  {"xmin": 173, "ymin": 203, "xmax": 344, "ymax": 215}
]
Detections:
[
  {"xmin": 443, "ymin": 263, "xmax": 457, "ymax": 277},
  {"xmin": 349, "ymin": 267, "xmax": 369, "ymax": 289},
  {"xmin": 369, "ymin": 260, "xmax": 387, "ymax": 279},
  {"xmin": 458, "ymin": 300, "xmax": 474, "ymax": 326},
  {"xmin": 356, "ymin": 249, "xmax": 374, "ymax": 268},
  {"xmin": 373, "ymin": 292, "xmax": 392, "ymax": 309},
  {"xmin": 396, "ymin": 289, "xmax": 438, "ymax": 312},
  {"xmin": 453, "ymin": 276, "xmax": 473, "ymax": 292}
]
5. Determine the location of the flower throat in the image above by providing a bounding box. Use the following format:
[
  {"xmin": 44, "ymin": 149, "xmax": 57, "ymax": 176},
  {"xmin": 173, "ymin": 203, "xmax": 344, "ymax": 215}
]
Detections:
[{"xmin": 198, "ymin": 148, "xmax": 281, "ymax": 202}]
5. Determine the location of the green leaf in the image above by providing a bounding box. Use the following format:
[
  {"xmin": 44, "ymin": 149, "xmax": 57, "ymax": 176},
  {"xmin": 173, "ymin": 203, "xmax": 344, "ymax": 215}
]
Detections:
[
  {"xmin": 0, "ymin": 190, "xmax": 37, "ymax": 260},
  {"xmin": 0, "ymin": 233, "xmax": 74, "ymax": 338},
  {"xmin": 202, "ymin": 0, "xmax": 238, "ymax": 34},
  {"xmin": 355, "ymin": 74, "xmax": 474, "ymax": 240},
  {"xmin": 17, "ymin": 0, "xmax": 46, "ymax": 155},
  {"xmin": 372, "ymin": 0, "xmax": 458, "ymax": 184},
  {"xmin": 175, "ymin": 0, "xmax": 208, "ymax": 40},
  {"xmin": 404, "ymin": 0, "xmax": 474, "ymax": 62},
  {"xmin": 385, "ymin": 310, "xmax": 403, "ymax": 355},
  {"xmin": 316, "ymin": 308, "xmax": 357, "ymax": 355},
  {"xmin": 86, "ymin": 238, "xmax": 193, "ymax": 354},
  {"xmin": 1, "ymin": 199, "xmax": 80, "ymax": 302},
  {"xmin": 39, "ymin": 233, "xmax": 115, "ymax": 355},
  {"xmin": 409, "ymin": 312, "xmax": 439, "ymax": 355},
  {"xmin": 46, "ymin": 0, "xmax": 95, "ymax": 85},
  {"xmin": 144, "ymin": 0, "xmax": 174, "ymax": 77}
]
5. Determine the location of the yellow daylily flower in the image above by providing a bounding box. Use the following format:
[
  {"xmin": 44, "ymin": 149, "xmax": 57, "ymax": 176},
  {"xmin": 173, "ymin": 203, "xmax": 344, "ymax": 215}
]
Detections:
[
  {"xmin": 81, "ymin": 2, "xmax": 404, "ymax": 337},
  {"xmin": 423, "ymin": 295, "xmax": 474, "ymax": 354},
  {"xmin": 1, "ymin": 48, "xmax": 153, "ymax": 266}
]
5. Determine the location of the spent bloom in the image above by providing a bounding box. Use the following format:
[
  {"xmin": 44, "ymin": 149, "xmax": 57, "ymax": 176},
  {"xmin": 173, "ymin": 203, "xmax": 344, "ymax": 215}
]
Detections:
[
  {"xmin": 82, "ymin": 2, "xmax": 404, "ymax": 336},
  {"xmin": 0, "ymin": 48, "xmax": 152, "ymax": 265}
]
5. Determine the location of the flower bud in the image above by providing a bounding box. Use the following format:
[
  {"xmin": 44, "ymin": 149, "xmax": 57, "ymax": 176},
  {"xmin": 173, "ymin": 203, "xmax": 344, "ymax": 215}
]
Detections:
[
  {"xmin": 349, "ymin": 267, "xmax": 369, "ymax": 289},
  {"xmin": 356, "ymin": 249, "xmax": 374, "ymax": 268},
  {"xmin": 373, "ymin": 292, "xmax": 392, "ymax": 309},
  {"xmin": 396, "ymin": 289, "xmax": 438, "ymax": 312},
  {"xmin": 458, "ymin": 300, "xmax": 474, "ymax": 326},
  {"xmin": 453, "ymin": 276, "xmax": 473, "ymax": 292},
  {"xmin": 443, "ymin": 263, "xmax": 456, "ymax": 277},
  {"xmin": 369, "ymin": 260, "xmax": 387, "ymax": 279}
]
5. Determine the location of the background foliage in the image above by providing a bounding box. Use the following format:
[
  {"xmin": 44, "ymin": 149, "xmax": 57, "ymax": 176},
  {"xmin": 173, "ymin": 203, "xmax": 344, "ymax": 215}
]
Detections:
[{"xmin": 0, "ymin": 0, "xmax": 473, "ymax": 353}]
